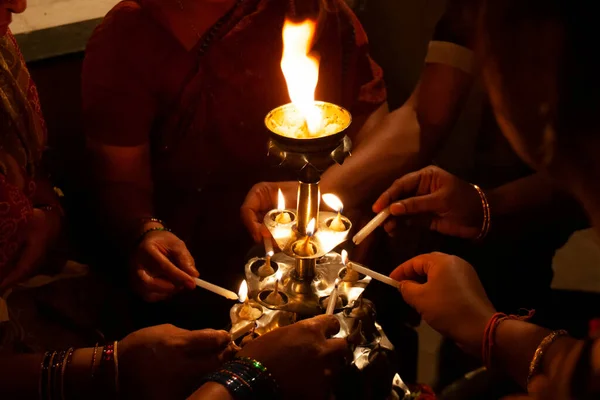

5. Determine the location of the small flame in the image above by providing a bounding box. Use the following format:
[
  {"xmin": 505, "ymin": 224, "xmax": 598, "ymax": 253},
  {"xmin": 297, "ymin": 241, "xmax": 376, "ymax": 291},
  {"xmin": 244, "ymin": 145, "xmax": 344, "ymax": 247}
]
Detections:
[
  {"xmin": 341, "ymin": 249, "xmax": 348, "ymax": 266},
  {"xmin": 238, "ymin": 280, "xmax": 248, "ymax": 303},
  {"xmin": 276, "ymin": 269, "xmax": 283, "ymax": 282},
  {"xmin": 322, "ymin": 193, "xmax": 344, "ymax": 213},
  {"xmin": 267, "ymin": 250, "xmax": 274, "ymax": 257},
  {"xmin": 281, "ymin": 19, "xmax": 322, "ymax": 134},
  {"xmin": 277, "ymin": 188, "xmax": 285, "ymax": 211},
  {"xmin": 306, "ymin": 218, "xmax": 316, "ymax": 236}
]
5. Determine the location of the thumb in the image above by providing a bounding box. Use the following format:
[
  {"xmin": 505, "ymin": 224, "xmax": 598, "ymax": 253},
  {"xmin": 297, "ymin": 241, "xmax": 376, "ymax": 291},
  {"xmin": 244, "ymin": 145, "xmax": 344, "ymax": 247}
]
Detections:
[
  {"xmin": 398, "ymin": 280, "xmax": 426, "ymax": 308},
  {"xmin": 171, "ymin": 242, "xmax": 198, "ymax": 278},
  {"xmin": 186, "ymin": 329, "xmax": 232, "ymax": 355}
]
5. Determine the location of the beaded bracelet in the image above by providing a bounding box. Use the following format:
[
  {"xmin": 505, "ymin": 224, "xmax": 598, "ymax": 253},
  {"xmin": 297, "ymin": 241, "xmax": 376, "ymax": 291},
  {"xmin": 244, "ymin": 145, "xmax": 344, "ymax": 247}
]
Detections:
[
  {"xmin": 482, "ymin": 310, "xmax": 535, "ymax": 369},
  {"xmin": 135, "ymin": 226, "xmax": 172, "ymax": 246},
  {"xmin": 140, "ymin": 217, "xmax": 165, "ymax": 226}
]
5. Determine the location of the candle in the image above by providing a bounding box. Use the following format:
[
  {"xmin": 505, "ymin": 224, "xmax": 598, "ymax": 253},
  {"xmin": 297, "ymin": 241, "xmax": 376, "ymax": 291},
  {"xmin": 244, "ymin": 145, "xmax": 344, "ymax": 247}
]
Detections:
[
  {"xmin": 325, "ymin": 278, "xmax": 340, "ymax": 315},
  {"xmin": 257, "ymin": 251, "xmax": 275, "ymax": 277},
  {"xmin": 231, "ymin": 320, "xmax": 256, "ymax": 341},
  {"xmin": 352, "ymin": 208, "xmax": 391, "ymax": 245},
  {"xmin": 194, "ymin": 278, "xmax": 239, "ymax": 300},
  {"xmin": 265, "ymin": 269, "xmax": 285, "ymax": 306},
  {"xmin": 295, "ymin": 218, "xmax": 316, "ymax": 256},
  {"xmin": 237, "ymin": 280, "xmax": 262, "ymax": 320},
  {"xmin": 275, "ymin": 188, "xmax": 292, "ymax": 224},
  {"xmin": 322, "ymin": 193, "xmax": 347, "ymax": 232},
  {"xmin": 347, "ymin": 262, "xmax": 400, "ymax": 288},
  {"xmin": 341, "ymin": 249, "xmax": 359, "ymax": 282}
]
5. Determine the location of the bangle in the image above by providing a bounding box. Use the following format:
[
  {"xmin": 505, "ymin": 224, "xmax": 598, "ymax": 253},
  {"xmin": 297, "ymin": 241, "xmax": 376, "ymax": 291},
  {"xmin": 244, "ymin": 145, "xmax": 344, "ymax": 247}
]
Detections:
[
  {"xmin": 91, "ymin": 343, "xmax": 99, "ymax": 378},
  {"xmin": 114, "ymin": 341, "xmax": 120, "ymax": 396},
  {"xmin": 135, "ymin": 227, "xmax": 171, "ymax": 246},
  {"xmin": 472, "ymin": 184, "xmax": 491, "ymax": 241},
  {"xmin": 60, "ymin": 348, "xmax": 74, "ymax": 400},
  {"xmin": 528, "ymin": 330, "xmax": 569, "ymax": 387},
  {"xmin": 202, "ymin": 358, "xmax": 280, "ymax": 399},
  {"xmin": 482, "ymin": 310, "xmax": 535, "ymax": 369},
  {"xmin": 39, "ymin": 351, "xmax": 53, "ymax": 400}
]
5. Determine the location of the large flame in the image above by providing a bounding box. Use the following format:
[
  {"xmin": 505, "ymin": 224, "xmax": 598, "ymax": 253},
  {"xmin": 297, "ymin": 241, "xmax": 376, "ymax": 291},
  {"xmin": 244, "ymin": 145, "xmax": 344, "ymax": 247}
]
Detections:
[
  {"xmin": 306, "ymin": 218, "xmax": 316, "ymax": 236},
  {"xmin": 281, "ymin": 19, "xmax": 322, "ymax": 134}
]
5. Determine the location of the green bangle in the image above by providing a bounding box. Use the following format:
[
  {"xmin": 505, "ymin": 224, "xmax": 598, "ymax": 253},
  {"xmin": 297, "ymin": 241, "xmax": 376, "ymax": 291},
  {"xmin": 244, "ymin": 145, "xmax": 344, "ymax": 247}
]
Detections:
[{"xmin": 136, "ymin": 227, "xmax": 171, "ymax": 246}]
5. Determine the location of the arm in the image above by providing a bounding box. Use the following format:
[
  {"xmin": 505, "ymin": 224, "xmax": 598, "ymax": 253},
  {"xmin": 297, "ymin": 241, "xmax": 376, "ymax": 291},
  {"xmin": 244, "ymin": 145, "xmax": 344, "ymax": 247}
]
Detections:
[
  {"xmin": 188, "ymin": 382, "xmax": 234, "ymax": 400},
  {"xmin": 322, "ymin": 63, "xmax": 473, "ymax": 210}
]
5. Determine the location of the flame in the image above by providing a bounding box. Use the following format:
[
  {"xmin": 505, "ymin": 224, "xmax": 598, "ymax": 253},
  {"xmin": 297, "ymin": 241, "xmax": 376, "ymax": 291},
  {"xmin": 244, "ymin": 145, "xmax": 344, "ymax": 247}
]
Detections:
[
  {"xmin": 276, "ymin": 269, "xmax": 283, "ymax": 282},
  {"xmin": 341, "ymin": 249, "xmax": 348, "ymax": 265},
  {"xmin": 306, "ymin": 218, "xmax": 316, "ymax": 236},
  {"xmin": 322, "ymin": 193, "xmax": 344, "ymax": 213},
  {"xmin": 277, "ymin": 188, "xmax": 285, "ymax": 211},
  {"xmin": 267, "ymin": 250, "xmax": 274, "ymax": 257},
  {"xmin": 281, "ymin": 19, "xmax": 322, "ymax": 134},
  {"xmin": 238, "ymin": 280, "xmax": 248, "ymax": 303}
]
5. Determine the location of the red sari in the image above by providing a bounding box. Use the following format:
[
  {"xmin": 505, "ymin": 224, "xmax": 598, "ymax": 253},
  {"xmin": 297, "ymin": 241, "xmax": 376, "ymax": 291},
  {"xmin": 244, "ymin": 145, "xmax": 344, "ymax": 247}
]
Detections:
[{"xmin": 83, "ymin": 0, "xmax": 385, "ymax": 282}]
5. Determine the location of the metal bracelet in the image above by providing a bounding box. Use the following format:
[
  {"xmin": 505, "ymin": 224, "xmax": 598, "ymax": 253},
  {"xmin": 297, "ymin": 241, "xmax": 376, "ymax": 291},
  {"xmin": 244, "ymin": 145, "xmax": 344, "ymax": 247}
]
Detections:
[{"xmin": 527, "ymin": 329, "xmax": 569, "ymax": 386}]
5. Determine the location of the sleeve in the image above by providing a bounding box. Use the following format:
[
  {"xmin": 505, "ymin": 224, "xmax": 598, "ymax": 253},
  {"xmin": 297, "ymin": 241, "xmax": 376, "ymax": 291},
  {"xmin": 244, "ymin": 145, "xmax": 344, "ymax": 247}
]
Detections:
[
  {"xmin": 82, "ymin": 1, "xmax": 159, "ymax": 147},
  {"xmin": 426, "ymin": 0, "xmax": 479, "ymax": 74},
  {"xmin": 339, "ymin": 2, "xmax": 387, "ymax": 117}
]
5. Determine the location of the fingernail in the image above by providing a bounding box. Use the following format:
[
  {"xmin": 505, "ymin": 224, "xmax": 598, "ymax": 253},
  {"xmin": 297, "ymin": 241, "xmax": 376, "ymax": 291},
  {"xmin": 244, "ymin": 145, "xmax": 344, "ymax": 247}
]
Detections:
[{"xmin": 390, "ymin": 202, "xmax": 405, "ymax": 215}]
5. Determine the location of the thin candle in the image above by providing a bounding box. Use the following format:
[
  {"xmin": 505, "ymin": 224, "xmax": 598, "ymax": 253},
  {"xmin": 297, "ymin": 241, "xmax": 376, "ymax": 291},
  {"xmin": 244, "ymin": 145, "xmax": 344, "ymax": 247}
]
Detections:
[
  {"xmin": 266, "ymin": 269, "xmax": 284, "ymax": 305},
  {"xmin": 263, "ymin": 236, "xmax": 274, "ymax": 255},
  {"xmin": 194, "ymin": 278, "xmax": 239, "ymax": 300},
  {"xmin": 341, "ymin": 249, "xmax": 359, "ymax": 282},
  {"xmin": 231, "ymin": 321, "xmax": 255, "ymax": 341},
  {"xmin": 348, "ymin": 262, "xmax": 400, "ymax": 288},
  {"xmin": 352, "ymin": 208, "xmax": 391, "ymax": 245},
  {"xmin": 325, "ymin": 279, "xmax": 340, "ymax": 315}
]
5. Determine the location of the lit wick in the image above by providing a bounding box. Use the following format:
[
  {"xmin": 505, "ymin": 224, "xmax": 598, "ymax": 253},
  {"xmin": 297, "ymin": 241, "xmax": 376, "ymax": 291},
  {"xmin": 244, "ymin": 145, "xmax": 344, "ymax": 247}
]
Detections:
[
  {"xmin": 275, "ymin": 188, "xmax": 292, "ymax": 224},
  {"xmin": 341, "ymin": 249, "xmax": 359, "ymax": 282},
  {"xmin": 322, "ymin": 193, "xmax": 346, "ymax": 232},
  {"xmin": 257, "ymin": 251, "xmax": 275, "ymax": 277},
  {"xmin": 265, "ymin": 269, "xmax": 284, "ymax": 305},
  {"xmin": 296, "ymin": 218, "xmax": 316, "ymax": 256},
  {"xmin": 237, "ymin": 280, "xmax": 262, "ymax": 320}
]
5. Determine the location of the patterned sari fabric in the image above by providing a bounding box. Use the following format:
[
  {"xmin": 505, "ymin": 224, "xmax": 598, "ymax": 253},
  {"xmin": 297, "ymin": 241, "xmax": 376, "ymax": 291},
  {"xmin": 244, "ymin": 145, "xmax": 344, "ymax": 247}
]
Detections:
[{"xmin": 0, "ymin": 31, "xmax": 46, "ymax": 282}]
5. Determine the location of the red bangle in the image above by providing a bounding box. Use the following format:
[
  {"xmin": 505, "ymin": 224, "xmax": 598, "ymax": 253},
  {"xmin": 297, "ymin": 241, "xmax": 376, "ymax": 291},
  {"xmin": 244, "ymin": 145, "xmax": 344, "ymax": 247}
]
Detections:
[{"xmin": 482, "ymin": 310, "xmax": 535, "ymax": 369}]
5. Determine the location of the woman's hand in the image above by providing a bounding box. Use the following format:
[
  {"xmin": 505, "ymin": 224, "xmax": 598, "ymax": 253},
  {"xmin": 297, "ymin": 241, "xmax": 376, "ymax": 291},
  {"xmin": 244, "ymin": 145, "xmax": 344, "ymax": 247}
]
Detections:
[
  {"xmin": 119, "ymin": 324, "xmax": 234, "ymax": 400},
  {"xmin": 0, "ymin": 207, "xmax": 61, "ymax": 290},
  {"xmin": 373, "ymin": 166, "xmax": 484, "ymax": 239},
  {"xmin": 131, "ymin": 229, "xmax": 198, "ymax": 302},
  {"xmin": 238, "ymin": 315, "xmax": 349, "ymax": 400},
  {"xmin": 240, "ymin": 181, "xmax": 296, "ymax": 243},
  {"xmin": 391, "ymin": 252, "xmax": 495, "ymax": 356}
]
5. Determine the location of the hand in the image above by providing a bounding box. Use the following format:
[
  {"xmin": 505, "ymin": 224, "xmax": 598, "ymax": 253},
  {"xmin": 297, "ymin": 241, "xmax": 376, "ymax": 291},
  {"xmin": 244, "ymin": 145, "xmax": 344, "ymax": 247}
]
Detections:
[
  {"xmin": 131, "ymin": 229, "xmax": 198, "ymax": 302},
  {"xmin": 119, "ymin": 324, "xmax": 234, "ymax": 400},
  {"xmin": 238, "ymin": 315, "xmax": 349, "ymax": 399},
  {"xmin": 373, "ymin": 166, "xmax": 484, "ymax": 239},
  {"xmin": 0, "ymin": 207, "xmax": 61, "ymax": 290},
  {"xmin": 391, "ymin": 252, "xmax": 495, "ymax": 356},
  {"xmin": 502, "ymin": 376, "xmax": 552, "ymax": 399},
  {"xmin": 240, "ymin": 181, "xmax": 296, "ymax": 243}
]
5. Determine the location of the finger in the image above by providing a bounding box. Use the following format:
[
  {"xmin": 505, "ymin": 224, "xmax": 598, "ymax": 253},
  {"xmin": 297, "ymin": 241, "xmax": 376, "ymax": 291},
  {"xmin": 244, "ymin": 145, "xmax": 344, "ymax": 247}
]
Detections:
[
  {"xmin": 142, "ymin": 291, "xmax": 172, "ymax": 303},
  {"xmin": 305, "ymin": 315, "xmax": 341, "ymax": 337},
  {"xmin": 149, "ymin": 249, "xmax": 196, "ymax": 289},
  {"xmin": 240, "ymin": 205, "xmax": 263, "ymax": 243},
  {"xmin": 171, "ymin": 241, "xmax": 199, "ymax": 278},
  {"xmin": 389, "ymin": 193, "xmax": 442, "ymax": 216},
  {"xmin": 398, "ymin": 280, "xmax": 426, "ymax": 308},
  {"xmin": 137, "ymin": 268, "xmax": 177, "ymax": 292},
  {"xmin": 383, "ymin": 219, "xmax": 397, "ymax": 234},
  {"xmin": 373, "ymin": 170, "xmax": 424, "ymax": 212},
  {"xmin": 186, "ymin": 329, "xmax": 232, "ymax": 353},
  {"xmin": 389, "ymin": 253, "xmax": 440, "ymax": 282},
  {"xmin": 0, "ymin": 243, "xmax": 39, "ymax": 290}
]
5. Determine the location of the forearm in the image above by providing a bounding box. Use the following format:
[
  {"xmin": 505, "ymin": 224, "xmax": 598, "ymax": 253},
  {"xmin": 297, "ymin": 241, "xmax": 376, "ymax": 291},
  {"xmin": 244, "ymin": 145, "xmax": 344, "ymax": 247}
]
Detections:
[
  {"xmin": 188, "ymin": 382, "xmax": 234, "ymax": 400},
  {"xmin": 493, "ymin": 320, "xmax": 580, "ymax": 389}
]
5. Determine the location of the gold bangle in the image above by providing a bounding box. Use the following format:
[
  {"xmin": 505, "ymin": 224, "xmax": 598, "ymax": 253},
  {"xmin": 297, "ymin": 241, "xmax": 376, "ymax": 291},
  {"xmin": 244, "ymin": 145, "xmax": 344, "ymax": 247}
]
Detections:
[
  {"xmin": 91, "ymin": 343, "xmax": 99, "ymax": 378},
  {"xmin": 114, "ymin": 341, "xmax": 120, "ymax": 397},
  {"xmin": 527, "ymin": 329, "xmax": 569, "ymax": 386},
  {"xmin": 472, "ymin": 184, "xmax": 491, "ymax": 240}
]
